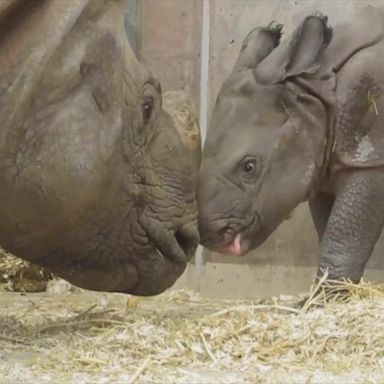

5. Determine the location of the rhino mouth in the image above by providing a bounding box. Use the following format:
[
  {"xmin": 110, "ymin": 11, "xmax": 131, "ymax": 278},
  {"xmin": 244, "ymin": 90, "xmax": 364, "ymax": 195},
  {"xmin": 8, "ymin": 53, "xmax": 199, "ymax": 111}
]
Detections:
[
  {"xmin": 125, "ymin": 217, "xmax": 198, "ymax": 296},
  {"xmin": 140, "ymin": 215, "xmax": 199, "ymax": 264},
  {"xmin": 200, "ymin": 213, "xmax": 261, "ymax": 257}
]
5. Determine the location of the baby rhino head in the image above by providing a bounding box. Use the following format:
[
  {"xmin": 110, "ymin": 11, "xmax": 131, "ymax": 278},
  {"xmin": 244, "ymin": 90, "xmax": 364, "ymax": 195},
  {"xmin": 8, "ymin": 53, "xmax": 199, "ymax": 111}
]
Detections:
[{"xmin": 198, "ymin": 15, "xmax": 332, "ymax": 256}]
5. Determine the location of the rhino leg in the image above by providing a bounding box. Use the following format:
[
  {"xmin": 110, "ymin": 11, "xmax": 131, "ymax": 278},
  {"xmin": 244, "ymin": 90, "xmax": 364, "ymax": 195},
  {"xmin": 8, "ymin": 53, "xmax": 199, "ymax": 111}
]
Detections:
[
  {"xmin": 309, "ymin": 192, "xmax": 335, "ymax": 241},
  {"xmin": 317, "ymin": 169, "xmax": 384, "ymax": 283}
]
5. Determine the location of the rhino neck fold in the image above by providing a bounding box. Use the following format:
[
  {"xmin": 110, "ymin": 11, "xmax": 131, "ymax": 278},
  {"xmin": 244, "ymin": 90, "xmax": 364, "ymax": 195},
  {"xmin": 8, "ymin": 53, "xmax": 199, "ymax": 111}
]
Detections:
[{"xmin": 0, "ymin": 0, "xmax": 90, "ymax": 148}]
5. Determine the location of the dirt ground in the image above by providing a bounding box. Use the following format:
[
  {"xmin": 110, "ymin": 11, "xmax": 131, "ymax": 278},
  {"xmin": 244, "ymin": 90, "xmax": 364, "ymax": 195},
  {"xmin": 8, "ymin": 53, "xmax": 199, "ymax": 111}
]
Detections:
[{"xmin": 1, "ymin": 279, "xmax": 384, "ymax": 384}]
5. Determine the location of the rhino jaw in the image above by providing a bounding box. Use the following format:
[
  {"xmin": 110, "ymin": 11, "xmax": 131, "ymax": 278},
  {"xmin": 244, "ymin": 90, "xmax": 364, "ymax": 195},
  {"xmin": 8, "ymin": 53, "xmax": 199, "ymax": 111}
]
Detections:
[{"xmin": 49, "ymin": 221, "xmax": 199, "ymax": 296}]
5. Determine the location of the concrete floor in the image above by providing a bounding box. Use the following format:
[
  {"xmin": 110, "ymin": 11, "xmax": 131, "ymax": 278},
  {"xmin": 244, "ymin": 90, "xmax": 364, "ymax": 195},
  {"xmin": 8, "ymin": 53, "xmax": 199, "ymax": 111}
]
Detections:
[{"xmin": 174, "ymin": 263, "xmax": 384, "ymax": 299}]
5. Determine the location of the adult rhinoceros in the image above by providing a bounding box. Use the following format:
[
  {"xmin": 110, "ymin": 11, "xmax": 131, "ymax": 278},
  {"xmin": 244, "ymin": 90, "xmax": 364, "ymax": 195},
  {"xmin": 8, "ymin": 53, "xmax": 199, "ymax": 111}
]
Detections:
[
  {"xmin": 198, "ymin": 8, "xmax": 384, "ymax": 286},
  {"xmin": 0, "ymin": 0, "xmax": 200, "ymax": 295}
]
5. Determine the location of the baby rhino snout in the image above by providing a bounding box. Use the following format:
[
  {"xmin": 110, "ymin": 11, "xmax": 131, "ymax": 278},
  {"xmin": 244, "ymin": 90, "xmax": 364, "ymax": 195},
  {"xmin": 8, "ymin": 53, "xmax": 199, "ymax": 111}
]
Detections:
[{"xmin": 198, "ymin": 216, "xmax": 240, "ymax": 253}]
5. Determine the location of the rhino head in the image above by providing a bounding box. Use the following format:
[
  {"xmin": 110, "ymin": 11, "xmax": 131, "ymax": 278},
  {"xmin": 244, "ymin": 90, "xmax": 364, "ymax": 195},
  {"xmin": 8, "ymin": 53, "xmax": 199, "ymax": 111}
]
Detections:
[
  {"xmin": 0, "ymin": 0, "xmax": 200, "ymax": 295},
  {"xmin": 198, "ymin": 15, "xmax": 332, "ymax": 256}
]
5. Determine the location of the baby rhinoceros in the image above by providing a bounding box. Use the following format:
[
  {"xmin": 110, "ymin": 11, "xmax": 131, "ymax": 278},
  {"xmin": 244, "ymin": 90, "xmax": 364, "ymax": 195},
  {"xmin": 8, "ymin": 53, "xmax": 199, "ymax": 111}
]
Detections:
[{"xmin": 198, "ymin": 7, "xmax": 384, "ymax": 286}]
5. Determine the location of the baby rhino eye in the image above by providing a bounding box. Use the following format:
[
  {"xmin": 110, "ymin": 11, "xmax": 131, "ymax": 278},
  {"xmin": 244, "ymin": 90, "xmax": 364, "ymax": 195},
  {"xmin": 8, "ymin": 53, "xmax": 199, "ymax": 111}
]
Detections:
[
  {"xmin": 241, "ymin": 158, "xmax": 261, "ymax": 183},
  {"xmin": 243, "ymin": 160, "xmax": 256, "ymax": 175}
]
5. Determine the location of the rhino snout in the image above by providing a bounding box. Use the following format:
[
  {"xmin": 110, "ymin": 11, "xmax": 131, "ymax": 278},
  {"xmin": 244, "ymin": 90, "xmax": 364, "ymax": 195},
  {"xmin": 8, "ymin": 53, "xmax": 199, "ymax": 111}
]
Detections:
[
  {"xmin": 174, "ymin": 221, "xmax": 200, "ymax": 261},
  {"xmin": 198, "ymin": 218, "xmax": 231, "ymax": 246},
  {"xmin": 140, "ymin": 215, "xmax": 199, "ymax": 265}
]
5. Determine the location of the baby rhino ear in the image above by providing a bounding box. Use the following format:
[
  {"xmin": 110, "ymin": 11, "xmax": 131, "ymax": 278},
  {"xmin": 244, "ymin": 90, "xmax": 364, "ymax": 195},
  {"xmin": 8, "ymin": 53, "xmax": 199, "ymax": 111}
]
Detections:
[
  {"xmin": 233, "ymin": 22, "xmax": 283, "ymax": 72},
  {"xmin": 254, "ymin": 13, "xmax": 333, "ymax": 85}
]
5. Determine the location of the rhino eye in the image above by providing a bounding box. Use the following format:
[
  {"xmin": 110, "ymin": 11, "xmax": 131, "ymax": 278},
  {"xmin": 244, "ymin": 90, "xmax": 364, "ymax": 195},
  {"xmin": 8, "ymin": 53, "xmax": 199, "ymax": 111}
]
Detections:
[
  {"xmin": 142, "ymin": 97, "xmax": 154, "ymax": 124},
  {"xmin": 241, "ymin": 158, "xmax": 260, "ymax": 183},
  {"xmin": 243, "ymin": 160, "xmax": 256, "ymax": 175}
]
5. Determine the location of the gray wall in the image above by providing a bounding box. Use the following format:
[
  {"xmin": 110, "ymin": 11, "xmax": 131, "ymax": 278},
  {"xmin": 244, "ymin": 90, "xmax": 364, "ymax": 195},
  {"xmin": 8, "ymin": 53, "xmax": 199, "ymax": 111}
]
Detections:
[
  {"xmin": 133, "ymin": 0, "xmax": 384, "ymax": 298},
  {"xmin": 132, "ymin": 0, "xmax": 202, "ymax": 113}
]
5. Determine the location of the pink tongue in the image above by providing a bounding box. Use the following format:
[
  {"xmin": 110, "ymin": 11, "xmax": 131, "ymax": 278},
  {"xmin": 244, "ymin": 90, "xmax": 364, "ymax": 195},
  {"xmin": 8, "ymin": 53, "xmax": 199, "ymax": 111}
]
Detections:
[{"xmin": 226, "ymin": 233, "xmax": 242, "ymax": 256}]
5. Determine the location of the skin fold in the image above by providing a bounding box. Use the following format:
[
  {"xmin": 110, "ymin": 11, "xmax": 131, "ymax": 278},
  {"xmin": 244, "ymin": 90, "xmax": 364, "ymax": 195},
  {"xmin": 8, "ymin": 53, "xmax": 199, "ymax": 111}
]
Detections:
[
  {"xmin": 198, "ymin": 6, "xmax": 384, "ymax": 285},
  {"xmin": 0, "ymin": 0, "xmax": 201, "ymax": 295}
]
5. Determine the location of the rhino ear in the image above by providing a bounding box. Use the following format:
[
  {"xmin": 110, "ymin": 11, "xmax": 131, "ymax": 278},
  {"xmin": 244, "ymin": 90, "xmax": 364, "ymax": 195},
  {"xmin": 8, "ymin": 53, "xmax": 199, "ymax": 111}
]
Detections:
[
  {"xmin": 233, "ymin": 22, "xmax": 283, "ymax": 72},
  {"xmin": 254, "ymin": 14, "xmax": 332, "ymax": 84}
]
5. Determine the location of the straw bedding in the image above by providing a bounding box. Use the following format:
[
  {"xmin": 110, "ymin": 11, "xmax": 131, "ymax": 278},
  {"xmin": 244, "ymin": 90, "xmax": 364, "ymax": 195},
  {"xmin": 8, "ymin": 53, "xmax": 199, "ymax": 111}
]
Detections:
[
  {"xmin": 0, "ymin": 268, "xmax": 384, "ymax": 383},
  {"xmin": 0, "ymin": 249, "xmax": 52, "ymax": 293}
]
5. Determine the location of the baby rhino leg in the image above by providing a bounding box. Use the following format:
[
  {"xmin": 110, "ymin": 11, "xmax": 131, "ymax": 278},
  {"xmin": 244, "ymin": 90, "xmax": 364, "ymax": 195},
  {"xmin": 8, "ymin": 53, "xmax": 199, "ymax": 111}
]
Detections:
[{"xmin": 318, "ymin": 169, "xmax": 384, "ymax": 283}]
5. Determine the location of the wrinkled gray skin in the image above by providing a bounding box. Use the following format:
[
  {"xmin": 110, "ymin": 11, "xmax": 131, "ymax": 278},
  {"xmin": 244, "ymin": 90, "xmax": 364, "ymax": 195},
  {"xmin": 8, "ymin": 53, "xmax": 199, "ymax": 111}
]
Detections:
[
  {"xmin": 198, "ymin": 6, "xmax": 384, "ymax": 284},
  {"xmin": 0, "ymin": 0, "xmax": 201, "ymax": 295}
]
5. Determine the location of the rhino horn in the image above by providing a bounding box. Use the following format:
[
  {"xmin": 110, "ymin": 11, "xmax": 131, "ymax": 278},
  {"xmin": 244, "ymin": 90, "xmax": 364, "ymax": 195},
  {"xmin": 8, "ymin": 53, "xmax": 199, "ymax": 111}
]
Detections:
[
  {"xmin": 254, "ymin": 13, "xmax": 333, "ymax": 85},
  {"xmin": 163, "ymin": 91, "xmax": 201, "ymax": 170},
  {"xmin": 233, "ymin": 22, "xmax": 283, "ymax": 72}
]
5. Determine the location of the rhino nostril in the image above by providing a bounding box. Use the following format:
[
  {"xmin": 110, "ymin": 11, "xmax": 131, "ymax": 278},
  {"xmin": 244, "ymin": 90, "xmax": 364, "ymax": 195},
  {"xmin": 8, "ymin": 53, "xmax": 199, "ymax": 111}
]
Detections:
[
  {"xmin": 198, "ymin": 218, "xmax": 237, "ymax": 248},
  {"xmin": 218, "ymin": 225, "xmax": 232, "ymax": 237},
  {"xmin": 175, "ymin": 224, "xmax": 199, "ymax": 260},
  {"xmin": 200, "ymin": 219, "xmax": 231, "ymax": 236}
]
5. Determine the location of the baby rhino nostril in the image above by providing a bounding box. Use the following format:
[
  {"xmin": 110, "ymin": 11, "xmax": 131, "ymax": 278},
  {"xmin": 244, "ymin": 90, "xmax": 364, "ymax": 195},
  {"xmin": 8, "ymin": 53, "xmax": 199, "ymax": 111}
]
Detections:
[
  {"xmin": 218, "ymin": 225, "xmax": 232, "ymax": 237},
  {"xmin": 174, "ymin": 223, "xmax": 199, "ymax": 260},
  {"xmin": 198, "ymin": 218, "xmax": 236, "ymax": 248},
  {"xmin": 199, "ymin": 219, "xmax": 230, "ymax": 237}
]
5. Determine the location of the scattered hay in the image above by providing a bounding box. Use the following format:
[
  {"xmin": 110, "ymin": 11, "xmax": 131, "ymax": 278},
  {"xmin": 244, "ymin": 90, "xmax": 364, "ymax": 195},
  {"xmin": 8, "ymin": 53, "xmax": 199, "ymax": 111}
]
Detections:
[
  {"xmin": 0, "ymin": 249, "xmax": 52, "ymax": 293},
  {"xmin": 300, "ymin": 269, "xmax": 384, "ymax": 311},
  {"xmin": 0, "ymin": 279, "xmax": 384, "ymax": 383}
]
